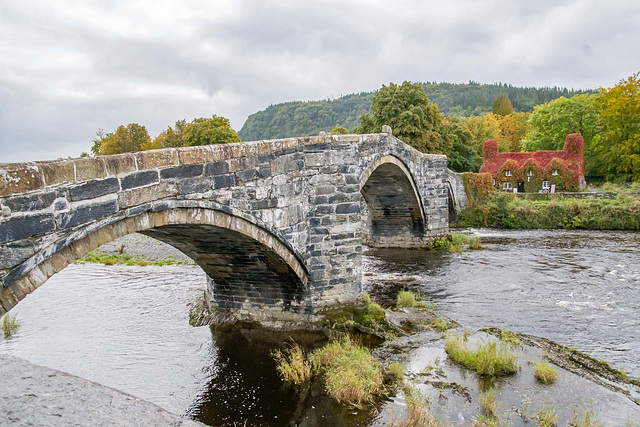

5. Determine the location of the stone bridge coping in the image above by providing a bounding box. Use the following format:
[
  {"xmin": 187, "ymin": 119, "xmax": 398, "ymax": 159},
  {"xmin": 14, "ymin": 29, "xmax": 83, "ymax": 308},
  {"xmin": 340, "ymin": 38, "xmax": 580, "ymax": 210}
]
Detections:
[{"xmin": 0, "ymin": 134, "xmax": 446, "ymax": 198}]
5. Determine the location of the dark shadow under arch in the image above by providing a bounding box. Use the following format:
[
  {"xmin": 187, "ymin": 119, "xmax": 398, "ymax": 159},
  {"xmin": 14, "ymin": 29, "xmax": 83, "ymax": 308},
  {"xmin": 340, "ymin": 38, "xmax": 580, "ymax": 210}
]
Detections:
[{"xmin": 359, "ymin": 156, "xmax": 426, "ymax": 248}]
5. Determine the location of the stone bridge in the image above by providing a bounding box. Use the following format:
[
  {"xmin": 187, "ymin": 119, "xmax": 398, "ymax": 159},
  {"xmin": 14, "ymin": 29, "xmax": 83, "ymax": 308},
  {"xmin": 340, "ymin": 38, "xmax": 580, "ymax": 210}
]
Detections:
[{"xmin": 0, "ymin": 129, "xmax": 466, "ymax": 322}]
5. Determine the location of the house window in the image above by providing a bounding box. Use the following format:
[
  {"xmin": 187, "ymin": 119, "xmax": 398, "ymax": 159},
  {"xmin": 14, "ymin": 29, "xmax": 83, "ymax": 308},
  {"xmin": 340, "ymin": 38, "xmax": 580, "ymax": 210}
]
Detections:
[
  {"xmin": 542, "ymin": 180, "xmax": 550, "ymax": 190},
  {"xmin": 503, "ymin": 182, "xmax": 512, "ymax": 190},
  {"xmin": 505, "ymin": 170, "xmax": 512, "ymax": 177},
  {"xmin": 527, "ymin": 169, "xmax": 534, "ymax": 176},
  {"xmin": 552, "ymin": 169, "xmax": 559, "ymax": 176}
]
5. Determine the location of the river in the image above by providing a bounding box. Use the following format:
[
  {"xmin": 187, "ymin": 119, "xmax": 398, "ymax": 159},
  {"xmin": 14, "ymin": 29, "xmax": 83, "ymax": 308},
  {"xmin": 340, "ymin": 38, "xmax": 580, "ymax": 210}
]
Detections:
[{"xmin": 1, "ymin": 229, "xmax": 639, "ymax": 425}]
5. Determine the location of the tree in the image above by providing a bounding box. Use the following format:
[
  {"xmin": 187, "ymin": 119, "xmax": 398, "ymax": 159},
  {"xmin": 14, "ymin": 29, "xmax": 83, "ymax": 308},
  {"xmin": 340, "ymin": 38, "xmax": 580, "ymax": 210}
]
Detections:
[
  {"xmin": 446, "ymin": 117, "xmax": 480, "ymax": 172},
  {"xmin": 592, "ymin": 72, "xmax": 640, "ymax": 182},
  {"xmin": 497, "ymin": 112, "xmax": 529, "ymax": 152},
  {"xmin": 330, "ymin": 125, "xmax": 349, "ymax": 135},
  {"xmin": 521, "ymin": 94, "xmax": 600, "ymax": 174},
  {"xmin": 184, "ymin": 116, "xmax": 241, "ymax": 146},
  {"xmin": 355, "ymin": 81, "xmax": 452, "ymax": 154},
  {"xmin": 463, "ymin": 114, "xmax": 502, "ymax": 155},
  {"xmin": 91, "ymin": 123, "xmax": 151, "ymax": 155},
  {"xmin": 492, "ymin": 96, "xmax": 514, "ymax": 116},
  {"xmin": 144, "ymin": 119, "xmax": 190, "ymax": 150}
]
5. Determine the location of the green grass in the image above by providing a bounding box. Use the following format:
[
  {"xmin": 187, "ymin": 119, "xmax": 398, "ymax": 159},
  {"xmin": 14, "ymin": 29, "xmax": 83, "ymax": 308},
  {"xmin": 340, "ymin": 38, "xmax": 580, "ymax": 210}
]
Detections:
[
  {"xmin": 500, "ymin": 329, "xmax": 521, "ymax": 348},
  {"xmin": 457, "ymin": 192, "xmax": 640, "ymax": 230},
  {"xmin": 79, "ymin": 251, "xmax": 194, "ymax": 267},
  {"xmin": 360, "ymin": 295, "xmax": 386, "ymax": 328},
  {"xmin": 2, "ymin": 314, "xmax": 20, "ymax": 338},
  {"xmin": 534, "ymin": 361, "xmax": 558, "ymax": 384},
  {"xmin": 386, "ymin": 362, "xmax": 405, "ymax": 384},
  {"xmin": 479, "ymin": 388, "xmax": 497, "ymax": 415},
  {"xmin": 570, "ymin": 409, "xmax": 603, "ymax": 427},
  {"xmin": 536, "ymin": 405, "xmax": 557, "ymax": 427},
  {"xmin": 449, "ymin": 233, "xmax": 483, "ymax": 251},
  {"xmin": 433, "ymin": 317, "xmax": 452, "ymax": 333},
  {"xmin": 397, "ymin": 291, "xmax": 418, "ymax": 308},
  {"xmin": 445, "ymin": 337, "xmax": 519, "ymax": 377},
  {"xmin": 393, "ymin": 385, "xmax": 441, "ymax": 427},
  {"xmin": 310, "ymin": 335, "xmax": 384, "ymax": 406},
  {"xmin": 272, "ymin": 343, "xmax": 312, "ymax": 384}
]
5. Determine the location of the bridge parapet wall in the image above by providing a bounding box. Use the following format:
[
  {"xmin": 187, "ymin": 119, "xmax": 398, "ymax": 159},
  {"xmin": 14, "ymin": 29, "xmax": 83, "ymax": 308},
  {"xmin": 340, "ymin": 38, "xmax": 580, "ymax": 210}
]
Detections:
[{"xmin": 0, "ymin": 133, "xmax": 449, "ymax": 319}]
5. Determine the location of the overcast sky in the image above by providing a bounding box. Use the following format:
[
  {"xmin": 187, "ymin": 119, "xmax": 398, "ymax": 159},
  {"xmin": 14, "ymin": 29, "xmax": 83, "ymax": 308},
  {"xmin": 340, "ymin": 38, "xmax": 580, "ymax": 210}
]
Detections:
[{"xmin": 1, "ymin": 0, "xmax": 638, "ymax": 163}]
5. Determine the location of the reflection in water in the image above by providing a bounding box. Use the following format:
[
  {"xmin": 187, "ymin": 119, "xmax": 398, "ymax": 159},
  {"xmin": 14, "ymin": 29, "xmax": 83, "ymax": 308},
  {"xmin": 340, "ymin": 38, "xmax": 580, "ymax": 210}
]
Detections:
[{"xmin": 364, "ymin": 228, "xmax": 640, "ymax": 377}]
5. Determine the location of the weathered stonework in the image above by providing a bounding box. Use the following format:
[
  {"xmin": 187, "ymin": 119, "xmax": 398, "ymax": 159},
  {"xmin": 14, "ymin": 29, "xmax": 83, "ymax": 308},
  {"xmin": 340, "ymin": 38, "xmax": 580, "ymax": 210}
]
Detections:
[{"xmin": 0, "ymin": 133, "xmax": 452, "ymax": 321}]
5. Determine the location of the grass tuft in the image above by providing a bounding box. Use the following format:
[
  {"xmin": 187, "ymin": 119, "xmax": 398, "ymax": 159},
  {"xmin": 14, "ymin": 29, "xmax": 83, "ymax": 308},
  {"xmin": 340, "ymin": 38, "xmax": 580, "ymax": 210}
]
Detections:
[
  {"xmin": 272, "ymin": 343, "xmax": 312, "ymax": 384},
  {"xmin": 311, "ymin": 335, "xmax": 384, "ymax": 406},
  {"xmin": 500, "ymin": 328, "xmax": 521, "ymax": 348},
  {"xmin": 536, "ymin": 405, "xmax": 557, "ymax": 427},
  {"xmin": 479, "ymin": 388, "xmax": 496, "ymax": 415},
  {"xmin": 397, "ymin": 291, "xmax": 418, "ymax": 308},
  {"xmin": 392, "ymin": 385, "xmax": 441, "ymax": 427},
  {"xmin": 445, "ymin": 336, "xmax": 519, "ymax": 377},
  {"xmin": 433, "ymin": 317, "xmax": 452, "ymax": 333},
  {"xmin": 570, "ymin": 409, "xmax": 603, "ymax": 427},
  {"xmin": 2, "ymin": 314, "xmax": 20, "ymax": 338},
  {"xmin": 534, "ymin": 361, "xmax": 558, "ymax": 384},
  {"xmin": 386, "ymin": 362, "xmax": 405, "ymax": 384}
]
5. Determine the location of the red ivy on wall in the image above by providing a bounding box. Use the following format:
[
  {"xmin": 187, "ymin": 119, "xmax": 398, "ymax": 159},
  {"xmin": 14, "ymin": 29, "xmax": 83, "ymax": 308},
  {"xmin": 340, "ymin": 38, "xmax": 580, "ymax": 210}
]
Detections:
[{"xmin": 479, "ymin": 133, "xmax": 585, "ymax": 192}]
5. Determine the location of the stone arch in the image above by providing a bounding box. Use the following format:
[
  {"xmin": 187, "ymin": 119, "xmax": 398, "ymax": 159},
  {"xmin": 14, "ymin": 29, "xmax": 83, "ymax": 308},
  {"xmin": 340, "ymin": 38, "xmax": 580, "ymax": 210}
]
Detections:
[
  {"xmin": 359, "ymin": 155, "xmax": 426, "ymax": 248},
  {"xmin": 1, "ymin": 207, "xmax": 309, "ymax": 314}
]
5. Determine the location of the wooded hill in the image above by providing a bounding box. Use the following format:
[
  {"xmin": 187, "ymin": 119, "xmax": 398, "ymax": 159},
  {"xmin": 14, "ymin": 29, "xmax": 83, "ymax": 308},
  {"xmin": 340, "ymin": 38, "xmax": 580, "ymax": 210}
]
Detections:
[{"xmin": 238, "ymin": 82, "xmax": 592, "ymax": 141}]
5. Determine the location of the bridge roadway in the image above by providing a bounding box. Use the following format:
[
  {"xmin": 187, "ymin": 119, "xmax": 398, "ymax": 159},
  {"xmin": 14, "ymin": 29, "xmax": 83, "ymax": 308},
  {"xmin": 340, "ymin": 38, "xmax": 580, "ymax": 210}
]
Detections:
[{"xmin": 0, "ymin": 129, "xmax": 467, "ymax": 323}]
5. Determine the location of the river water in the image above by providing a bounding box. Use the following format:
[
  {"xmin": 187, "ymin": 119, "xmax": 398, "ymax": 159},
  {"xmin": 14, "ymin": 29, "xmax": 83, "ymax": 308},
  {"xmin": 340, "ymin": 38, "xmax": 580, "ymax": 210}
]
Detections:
[{"xmin": 1, "ymin": 229, "xmax": 639, "ymax": 425}]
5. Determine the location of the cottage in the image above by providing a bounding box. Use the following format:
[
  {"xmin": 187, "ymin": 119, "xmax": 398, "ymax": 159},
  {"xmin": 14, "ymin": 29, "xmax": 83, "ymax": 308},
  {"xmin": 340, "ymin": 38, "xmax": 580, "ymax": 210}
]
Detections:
[{"xmin": 479, "ymin": 133, "xmax": 586, "ymax": 192}]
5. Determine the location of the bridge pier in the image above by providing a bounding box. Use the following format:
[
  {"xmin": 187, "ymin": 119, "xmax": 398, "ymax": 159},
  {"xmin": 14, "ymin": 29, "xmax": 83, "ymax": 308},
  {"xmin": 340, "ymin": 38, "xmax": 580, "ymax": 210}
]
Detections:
[{"xmin": 0, "ymin": 132, "xmax": 459, "ymax": 322}]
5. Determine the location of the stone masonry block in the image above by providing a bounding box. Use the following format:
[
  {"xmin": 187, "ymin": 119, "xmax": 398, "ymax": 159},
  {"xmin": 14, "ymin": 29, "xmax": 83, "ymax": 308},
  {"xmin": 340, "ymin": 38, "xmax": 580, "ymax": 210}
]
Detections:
[
  {"xmin": 74, "ymin": 158, "xmax": 106, "ymax": 181},
  {"xmin": 0, "ymin": 163, "xmax": 44, "ymax": 197},
  {"xmin": 68, "ymin": 178, "xmax": 119, "ymax": 202},
  {"xmin": 120, "ymin": 170, "xmax": 159, "ymax": 190}
]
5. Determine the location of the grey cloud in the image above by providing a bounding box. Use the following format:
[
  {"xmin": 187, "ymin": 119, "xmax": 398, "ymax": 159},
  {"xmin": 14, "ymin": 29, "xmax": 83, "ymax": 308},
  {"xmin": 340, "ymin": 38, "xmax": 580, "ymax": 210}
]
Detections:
[{"xmin": 1, "ymin": 0, "xmax": 639, "ymax": 163}]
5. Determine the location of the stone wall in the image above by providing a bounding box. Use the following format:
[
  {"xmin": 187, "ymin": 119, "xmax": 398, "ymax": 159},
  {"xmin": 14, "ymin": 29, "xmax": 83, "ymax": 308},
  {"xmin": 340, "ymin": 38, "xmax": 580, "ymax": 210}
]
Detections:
[
  {"xmin": 446, "ymin": 170, "xmax": 470, "ymax": 220},
  {"xmin": 0, "ymin": 132, "xmax": 449, "ymax": 320}
]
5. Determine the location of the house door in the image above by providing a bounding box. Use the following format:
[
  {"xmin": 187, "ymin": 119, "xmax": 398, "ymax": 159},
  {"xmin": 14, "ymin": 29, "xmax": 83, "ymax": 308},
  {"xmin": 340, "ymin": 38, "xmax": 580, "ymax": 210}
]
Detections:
[{"xmin": 517, "ymin": 181, "xmax": 525, "ymax": 193}]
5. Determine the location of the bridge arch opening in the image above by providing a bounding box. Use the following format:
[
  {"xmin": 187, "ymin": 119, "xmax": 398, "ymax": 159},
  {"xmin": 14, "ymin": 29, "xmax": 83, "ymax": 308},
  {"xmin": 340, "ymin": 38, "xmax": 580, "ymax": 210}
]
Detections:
[
  {"xmin": 359, "ymin": 156, "xmax": 426, "ymax": 248},
  {"xmin": 446, "ymin": 182, "xmax": 458, "ymax": 222},
  {"xmin": 1, "ymin": 207, "xmax": 309, "ymax": 315}
]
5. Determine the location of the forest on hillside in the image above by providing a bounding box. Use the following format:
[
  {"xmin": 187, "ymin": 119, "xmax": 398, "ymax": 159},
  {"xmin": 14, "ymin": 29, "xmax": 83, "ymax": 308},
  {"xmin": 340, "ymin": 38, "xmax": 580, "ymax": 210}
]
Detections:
[{"xmin": 238, "ymin": 82, "xmax": 593, "ymax": 141}]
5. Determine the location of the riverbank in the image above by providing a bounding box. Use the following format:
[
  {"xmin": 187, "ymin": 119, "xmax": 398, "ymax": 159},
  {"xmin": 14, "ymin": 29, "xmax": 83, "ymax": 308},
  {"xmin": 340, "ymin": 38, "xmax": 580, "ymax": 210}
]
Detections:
[
  {"xmin": 454, "ymin": 192, "xmax": 640, "ymax": 230},
  {"xmin": 260, "ymin": 295, "xmax": 640, "ymax": 425},
  {"xmin": 0, "ymin": 354, "xmax": 203, "ymax": 426}
]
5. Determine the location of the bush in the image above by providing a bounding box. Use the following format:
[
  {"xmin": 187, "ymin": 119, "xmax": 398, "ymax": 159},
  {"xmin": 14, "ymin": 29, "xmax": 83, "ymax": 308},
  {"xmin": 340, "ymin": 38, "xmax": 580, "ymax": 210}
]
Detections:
[
  {"xmin": 464, "ymin": 192, "xmax": 640, "ymax": 230},
  {"xmin": 311, "ymin": 336, "xmax": 384, "ymax": 406},
  {"xmin": 2, "ymin": 314, "xmax": 20, "ymax": 338},
  {"xmin": 272, "ymin": 343, "xmax": 312, "ymax": 384},
  {"xmin": 360, "ymin": 299, "xmax": 386, "ymax": 327},
  {"xmin": 533, "ymin": 361, "xmax": 558, "ymax": 384},
  {"xmin": 445, "ymin": 337, "xmax": 519, "ymax": 377}
]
